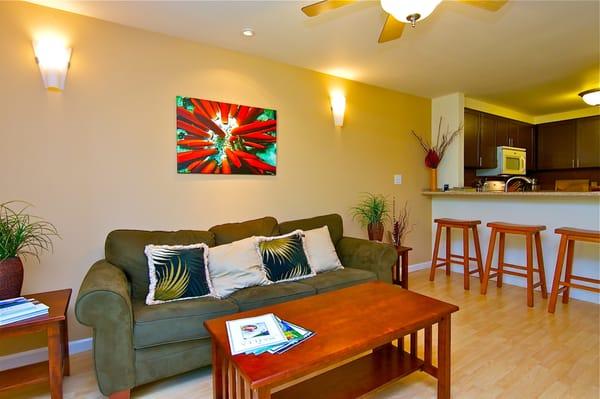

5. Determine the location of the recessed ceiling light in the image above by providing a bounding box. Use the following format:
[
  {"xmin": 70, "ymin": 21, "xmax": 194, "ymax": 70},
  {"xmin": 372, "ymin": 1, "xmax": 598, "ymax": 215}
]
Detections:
[
  {"xmin": 242, "ymin": 28, "xmax": 255, "ymax": 37},
  {"xmin": 579, "ymin": 89, "xmax": 600, "ymax": 106}
]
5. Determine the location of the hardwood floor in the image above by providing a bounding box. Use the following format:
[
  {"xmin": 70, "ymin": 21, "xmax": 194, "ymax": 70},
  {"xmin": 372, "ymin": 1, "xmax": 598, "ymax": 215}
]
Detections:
[{"xmin": 2, "ymin": 269, "xmax": 598, "ymax": 398}]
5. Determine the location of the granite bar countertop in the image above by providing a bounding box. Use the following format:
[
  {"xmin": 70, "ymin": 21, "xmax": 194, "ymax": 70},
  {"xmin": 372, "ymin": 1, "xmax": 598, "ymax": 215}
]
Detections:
[{"xmin": 423, "ymin": 190, "xmax": 600, "ymax": 198}]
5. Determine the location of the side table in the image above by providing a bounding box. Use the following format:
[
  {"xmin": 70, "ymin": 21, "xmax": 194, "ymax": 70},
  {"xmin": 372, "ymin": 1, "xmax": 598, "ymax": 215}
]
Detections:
[
  {"xmin": 393, "ymin": 246, "xmax": 412, "ymax": 289},
  {"xmin": 0, "ymin": 289, "xmax": 72, "ymax": 399}
]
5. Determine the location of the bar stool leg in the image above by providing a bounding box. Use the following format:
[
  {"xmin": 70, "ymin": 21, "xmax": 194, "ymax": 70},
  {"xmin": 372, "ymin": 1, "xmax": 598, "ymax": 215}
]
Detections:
[
  {"xmin": 430, "ymin": 223, "xmax": 443, "ymax": 282},
  {"xmin": 481, "ymin": 228, "xmax": 497, "ymax": 295},
  {"xmin": 445, "ymin": 227, "xmax": 451, "ymax": 276},
  {"xmin": 472, "ymin": 225, "xmax": 484, "ymax": 283},
  {"xmin": 497, "ymin": 232, "xmax": 505, "ymax": 288},
  {"xmin": 563, "ymin": 239, "xmax": 575, "ymax": 304},
  {"xmin": 463, "ymin": 227, "xmax": 470, "ymax": 290},
  {"xmin": 526, "ymin": 233, "xmax": 534, "ymax": 307},
  {"xmin": 534, "ymin": 232, "xmax": 548, "ymax": 298},
  {"xmin": 548, "ymin": 234, "xmax": 568, "ymax": 313}
]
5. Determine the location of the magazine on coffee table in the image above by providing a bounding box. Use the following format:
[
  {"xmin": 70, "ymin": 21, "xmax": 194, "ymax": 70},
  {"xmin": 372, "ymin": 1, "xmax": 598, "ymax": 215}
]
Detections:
[{"xmin": 226, "ymin": 313, "xmax": 288, "ymax": 355}]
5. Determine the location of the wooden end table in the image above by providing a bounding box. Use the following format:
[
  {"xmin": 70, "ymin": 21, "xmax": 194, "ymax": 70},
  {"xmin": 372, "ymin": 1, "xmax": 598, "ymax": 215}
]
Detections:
[
  {"xmin": 0, "ymin": 289, "xmax": 72, "ymax": 399},
  {"xmin": 205, "ymin": 282, "xmax": 458, "ymax": 399},
  {"xmin": 393, "ymin": 246, "xmax": 412, "ymax": 289}
]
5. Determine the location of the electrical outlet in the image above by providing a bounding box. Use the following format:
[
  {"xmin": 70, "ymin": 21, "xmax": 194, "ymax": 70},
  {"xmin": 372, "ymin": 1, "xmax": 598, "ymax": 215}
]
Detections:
[{"xmin": 394, "ymin": 175, "xmax": 402, "ymax": 185}]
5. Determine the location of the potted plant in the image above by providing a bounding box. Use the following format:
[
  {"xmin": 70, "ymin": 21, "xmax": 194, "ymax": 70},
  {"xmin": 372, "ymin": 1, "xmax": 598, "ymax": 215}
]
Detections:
[
  {"xmin": 351, "ymin": 193, "xmax": 390, "ymax": 241},
  {"xmin": 0, "ymin": 201, "xmax": 58, "ymax": 299}
]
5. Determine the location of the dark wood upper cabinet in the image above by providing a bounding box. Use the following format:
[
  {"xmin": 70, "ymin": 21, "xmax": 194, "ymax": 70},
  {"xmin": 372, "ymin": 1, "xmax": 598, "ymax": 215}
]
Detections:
[
  {"xmin": 576, "ymin": 116, "xmax": 600, "ymax": 168},
  {"xmin": 479, "ymin": 114, "xmax": 497, "ymax": 168},
  {"xmin": 464, "ymin": 109, "xmax": 480, "ymax": 168},
  {"xmin": 537, "ymin": 120, "xmax": 577, "ymax": 170},
  {"xmin": 495, "ymin": 118, "xmax": 511, "ymax": 147},
  {"xmin": 514, "ymin": 122, "xmax": 535, "ymax": 170}
]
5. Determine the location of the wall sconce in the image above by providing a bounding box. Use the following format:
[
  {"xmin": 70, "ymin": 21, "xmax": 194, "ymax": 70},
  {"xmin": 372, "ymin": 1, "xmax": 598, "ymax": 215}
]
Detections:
[
  {"xmin": 330, "ymin": 92, "xmax": 346, "ymax": 127},
  {"xmin": 33, "ymin": 38, "xmax": 72, "ymax": 91}
]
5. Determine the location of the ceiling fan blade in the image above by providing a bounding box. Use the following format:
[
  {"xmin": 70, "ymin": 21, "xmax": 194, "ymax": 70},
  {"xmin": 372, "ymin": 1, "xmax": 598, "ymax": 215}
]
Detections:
[
  {"xmin": 378, "ymin": 14, "xmax": 405, "ymax": 44},
  {"xmin": 301, "ymin": 1, "xmax": 357, "ymax": 17},
  {"xmin": 458, "ymin": 0, "xmax": 508, "ymax": 11}
]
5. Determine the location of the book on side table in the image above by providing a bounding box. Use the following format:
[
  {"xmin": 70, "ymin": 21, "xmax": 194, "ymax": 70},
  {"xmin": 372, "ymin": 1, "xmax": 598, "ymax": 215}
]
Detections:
[{"xmin": 0, "ymin": 296, "xmax": 49, "ymax": 326}]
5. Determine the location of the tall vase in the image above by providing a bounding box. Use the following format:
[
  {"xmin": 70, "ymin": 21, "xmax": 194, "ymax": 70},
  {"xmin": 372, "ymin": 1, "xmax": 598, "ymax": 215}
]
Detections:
[{"xmin": 429, "ymin": 168, "xmax": 438, "ymax": 191}]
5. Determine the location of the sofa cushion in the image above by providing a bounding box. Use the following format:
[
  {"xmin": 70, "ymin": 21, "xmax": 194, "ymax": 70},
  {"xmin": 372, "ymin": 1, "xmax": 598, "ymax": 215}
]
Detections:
[
  {"xmin": 145, "ymin": 243, "xmax": 215, "ymax": 305},
  {"xmin": 256, "ymin": 231, "xmax": 315, "ymax": 283},
  {"xmin": 278, "ymin": 214, "xmax": 343, "ymax": 244},
  {"xmin": 106, "ymin": 230, "xmax": 215, "ymax": 299},
  {"xmin": 208, "ymin": 237, "xmax": 270, "ymax": 298},
  {"xmin": 303, "ymin": 226, "xmax": 343, "ymax": 273},
  {"xmin": 229, "ymin": 282, "xmax": 316, "ymax": 311},
  {"xmin": 132, "ymin": 296, "xmax": 238, "ymax": 349},
  {"xmin": 297, "ymin": 268, "xmax": 376, "ymax": 294},
  {"xmin": 209, "ymin": 216, "xmax": 279, "ymax": 245}
]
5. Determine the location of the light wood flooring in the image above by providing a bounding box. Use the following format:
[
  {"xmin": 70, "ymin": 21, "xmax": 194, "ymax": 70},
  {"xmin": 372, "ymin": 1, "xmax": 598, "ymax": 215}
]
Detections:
[{"xmin": 2, "ymin": 269, "xmax": 599, "ymax": 398}]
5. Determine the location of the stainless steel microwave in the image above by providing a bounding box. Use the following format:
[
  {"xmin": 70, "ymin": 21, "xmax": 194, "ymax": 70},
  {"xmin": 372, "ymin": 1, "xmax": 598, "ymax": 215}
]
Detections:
[{"xmin": 476, "ymin": 146, "xmax": 526, "ymax": 176}]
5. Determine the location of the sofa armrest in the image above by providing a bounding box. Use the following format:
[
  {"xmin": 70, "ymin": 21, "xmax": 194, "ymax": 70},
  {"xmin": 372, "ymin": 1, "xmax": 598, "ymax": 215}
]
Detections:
[
  {"xmin": 335, "ymin": 237, "xmax": 396, "ymax": 283},
  {"xmin": 75, "ymin": 260, "xmax": 135, "ymax": 396}
]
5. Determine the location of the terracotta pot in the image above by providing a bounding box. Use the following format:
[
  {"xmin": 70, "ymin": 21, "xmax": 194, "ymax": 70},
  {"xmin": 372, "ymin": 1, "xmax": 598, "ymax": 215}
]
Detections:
[
  {"xmin": 0, "ymin": 257, "xmax": 24, "ymax": 300},
  {"xmin": 367, "ymin": 222, "xmax": 384, "ymax": 241},
  {"xmin": 430, "ymin": 168, "xmax": 438, "ymax": 191}
]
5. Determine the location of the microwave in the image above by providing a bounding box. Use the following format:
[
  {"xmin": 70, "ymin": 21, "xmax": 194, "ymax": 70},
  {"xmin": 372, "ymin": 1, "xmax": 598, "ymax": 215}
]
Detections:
[{"xmin": 476, "ymin": 146, "xmax": 526, "ymax": 176}]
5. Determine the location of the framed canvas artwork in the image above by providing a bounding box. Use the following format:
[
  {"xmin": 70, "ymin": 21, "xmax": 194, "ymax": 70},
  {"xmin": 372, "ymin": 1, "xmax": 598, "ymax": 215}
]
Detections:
[{"xmin": 176, "ymin": 96, "xmax": 277, "ymax": 175}]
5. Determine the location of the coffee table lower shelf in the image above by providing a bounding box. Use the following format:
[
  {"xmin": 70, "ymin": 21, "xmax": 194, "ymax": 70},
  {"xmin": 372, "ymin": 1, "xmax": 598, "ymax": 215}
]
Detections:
[{"xmin": 272, "ymin": 345, "xmax": 423, "ymax": 399}]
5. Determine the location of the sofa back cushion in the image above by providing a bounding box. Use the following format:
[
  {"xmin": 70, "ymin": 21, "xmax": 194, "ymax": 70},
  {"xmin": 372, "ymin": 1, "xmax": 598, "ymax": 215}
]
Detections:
[
  {"xmin": 278, "ymin": 214, "xmax": 344, "ymax": 244},
  {"xmin": 105, "ymin": 230, "xmax": 215, "ymax": 299},
  {"xmin": 209, "ymin": 216, "xmax": 279, "ymax": 245}
]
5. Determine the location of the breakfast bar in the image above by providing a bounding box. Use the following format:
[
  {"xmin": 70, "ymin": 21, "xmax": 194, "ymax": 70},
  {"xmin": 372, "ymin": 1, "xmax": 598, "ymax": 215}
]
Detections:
[{"xmin": 424, "ymin": 191, "xmax": 600, "ymax": 303}]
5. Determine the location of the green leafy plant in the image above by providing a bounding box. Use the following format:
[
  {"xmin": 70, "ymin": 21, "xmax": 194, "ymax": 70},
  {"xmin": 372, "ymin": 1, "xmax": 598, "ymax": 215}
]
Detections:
[
  {"xmin": 0, "ymin": 201, "xmax": 59, "ymax": 262},
  {"xmin": 351, "ymin": 193, "xmax": 390, "ymax": 227}
]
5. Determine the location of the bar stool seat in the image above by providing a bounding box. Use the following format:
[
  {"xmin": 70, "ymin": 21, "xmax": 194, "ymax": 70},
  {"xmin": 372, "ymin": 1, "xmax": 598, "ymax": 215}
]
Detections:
[
  {"xmin": 429, "ymin": 218, "xmax": 484, "ymax": 290},
  {"xmin": 481, "ymin": 221, "xmax": 548, "ymax": 307},
  {"xmin": 548, "ymin": 227, "xmax": 600, "ymax": 313}
]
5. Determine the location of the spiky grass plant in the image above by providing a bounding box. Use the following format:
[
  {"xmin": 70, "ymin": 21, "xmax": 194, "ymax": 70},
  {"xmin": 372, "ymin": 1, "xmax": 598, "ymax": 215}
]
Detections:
[
  {"xmin": 351, "ymin": 193, "xmax": 390, "ymax": 227},
  {"xmin": 0, "ymin": 201, "xmax": 59, "ymax": 262}
]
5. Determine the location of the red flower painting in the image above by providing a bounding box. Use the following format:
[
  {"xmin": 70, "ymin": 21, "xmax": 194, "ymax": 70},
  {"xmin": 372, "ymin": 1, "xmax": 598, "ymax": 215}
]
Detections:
[{"xmin": 176, "ymin": 96, "xmax": 277, "ymax": 175}]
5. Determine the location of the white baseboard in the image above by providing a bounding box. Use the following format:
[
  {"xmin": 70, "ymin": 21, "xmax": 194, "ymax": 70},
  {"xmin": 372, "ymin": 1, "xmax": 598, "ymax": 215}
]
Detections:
[
  {"xmin": 408, "ymin": 261, "xmax": 430, "ymax": 272},
  {"xmin": 0, "ymin": 337, "xmax": 92, "ymax": 371}
]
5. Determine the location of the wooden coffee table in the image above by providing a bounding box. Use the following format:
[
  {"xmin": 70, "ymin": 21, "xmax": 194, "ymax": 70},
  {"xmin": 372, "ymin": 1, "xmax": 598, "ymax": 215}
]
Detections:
[{"xmin": 205, "ymin": 281, "xmax": 458, "ymax": 399}]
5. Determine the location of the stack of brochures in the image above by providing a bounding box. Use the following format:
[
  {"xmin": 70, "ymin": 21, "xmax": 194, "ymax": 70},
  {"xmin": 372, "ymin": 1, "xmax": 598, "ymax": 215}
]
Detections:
[
  {"xmin": 226, "ymin": 313, "xmax": 314, "ymax": 355},
  {"xmin": 0, "ymin": 297, "xmax": 49, "ymax": 326}
]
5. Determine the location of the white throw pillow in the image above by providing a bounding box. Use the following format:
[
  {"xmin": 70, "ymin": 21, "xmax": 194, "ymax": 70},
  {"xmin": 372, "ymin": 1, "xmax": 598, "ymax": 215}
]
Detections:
[
  {"xmin": 208, "ymin": 237, "xmax": 270, "ymax": 298},
  {"xmin": 303, "ymin": 226, "xmax": 343, "ymax": 273}
]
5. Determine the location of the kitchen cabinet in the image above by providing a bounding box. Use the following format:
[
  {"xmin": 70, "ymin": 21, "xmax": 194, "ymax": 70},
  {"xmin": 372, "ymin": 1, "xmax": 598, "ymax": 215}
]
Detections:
[
  {"xmin": 537, "ymin": 120, "xmax": 576, "ymax": 169},
  {"xmin": 512, "ymin": 121, "xmax": 535, "ymax": 170},
  {"xmin": 464, "ymin": 109, "xmax": 480, "ymax": 168},
  {"xmin": 537, "ymin": 117, "xmax": 599, "ymax": 170},
  {"xmin": 576, "ymin": 116, "xmax": 600, "ymax": 168},
  {"xmin": 479, "ymin": 114, "xmax": 497, "ymax": 168}
]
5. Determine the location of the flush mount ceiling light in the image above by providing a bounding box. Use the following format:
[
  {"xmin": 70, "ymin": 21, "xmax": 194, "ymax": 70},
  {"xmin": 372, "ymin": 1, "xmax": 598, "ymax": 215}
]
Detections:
[
  {"xmin": 33, "ymin": 37, "xmax": 72, "ymax": 91},
  {"xmin": 241, "ymin": 28, "xmax": 255, "ymax": 37},
  {"xmin": 380, "ymin": 0, "xmax": 442, "ymax": 27},
  {"xmin": 579, "ymin": 89, "xmax": 600, "ymax": 106}
]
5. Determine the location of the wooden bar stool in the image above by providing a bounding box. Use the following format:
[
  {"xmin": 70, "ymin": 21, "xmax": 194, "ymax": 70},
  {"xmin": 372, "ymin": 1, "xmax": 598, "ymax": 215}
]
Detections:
[
  {"xmin": 548, "ymin": 227, "xmax": 600, "ymax": 313},
  {"xmin": 481, "ymin": 222, "xmax": 548, "ymax": 307},
  {"xmin": 429, "ymin": 218, "xmax": 484, "ymax": 290}
]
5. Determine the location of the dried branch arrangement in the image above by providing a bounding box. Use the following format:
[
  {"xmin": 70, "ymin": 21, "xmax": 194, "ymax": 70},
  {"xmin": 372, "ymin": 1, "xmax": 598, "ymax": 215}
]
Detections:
[
  {"xmin": 411, "ymin": 117, "xmax": 463, "ymax": 168},
  {"xmin": 389, "ymin": 198, "xmax": 413, "ymax": 247}
]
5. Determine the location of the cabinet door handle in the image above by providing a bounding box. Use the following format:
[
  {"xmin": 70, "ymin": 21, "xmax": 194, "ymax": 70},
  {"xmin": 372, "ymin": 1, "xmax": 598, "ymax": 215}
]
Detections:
[
  {"xmin": 479, "ymin": 156, "xmax": 482, "ymax": 167},
  {"xmin": 577, "ymin": 159, "xmax": 580, "ymax": 168},
  {"xmin": 572, "ymin": 159, "xmax": 575, "ymax": 168}
]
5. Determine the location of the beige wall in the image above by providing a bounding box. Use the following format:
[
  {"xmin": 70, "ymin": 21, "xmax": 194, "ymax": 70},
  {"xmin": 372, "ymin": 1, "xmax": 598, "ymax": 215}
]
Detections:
[{"xmin": 0, "ymin": 1, "xmax": 431, "ymax": 354}]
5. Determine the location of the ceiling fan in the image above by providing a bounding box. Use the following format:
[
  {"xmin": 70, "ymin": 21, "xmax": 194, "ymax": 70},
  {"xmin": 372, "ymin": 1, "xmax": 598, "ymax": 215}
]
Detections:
[{"xmin": 301, "ymin": 0, "xmax": 508, "ymax": 43}]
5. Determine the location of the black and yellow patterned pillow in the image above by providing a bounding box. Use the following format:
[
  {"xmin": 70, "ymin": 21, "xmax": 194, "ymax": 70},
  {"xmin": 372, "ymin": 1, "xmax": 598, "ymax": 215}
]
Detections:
[
  {"xmin": 256, "ymin": 231, "xmax": 315, "ymax": 283},
  {"xmin": 145, "ymin": 243, "xmax": 215, "ymax": 305}
]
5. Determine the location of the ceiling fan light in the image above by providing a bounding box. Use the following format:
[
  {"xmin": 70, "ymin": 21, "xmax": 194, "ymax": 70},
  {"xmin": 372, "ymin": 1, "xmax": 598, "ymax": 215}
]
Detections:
[
  {"xmin": 380, "ymin": 0, "xmax": 442, "ymax": 24},
  {"xmin": 579, "ymin": 89, "xmax": 600, "ymax": 106}
]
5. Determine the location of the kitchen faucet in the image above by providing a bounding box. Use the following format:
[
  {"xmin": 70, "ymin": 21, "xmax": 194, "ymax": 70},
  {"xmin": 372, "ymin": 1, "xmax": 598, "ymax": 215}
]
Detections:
[{"xmin": 505, "ymin": 176, "xmax": 533, "ymax": 192}]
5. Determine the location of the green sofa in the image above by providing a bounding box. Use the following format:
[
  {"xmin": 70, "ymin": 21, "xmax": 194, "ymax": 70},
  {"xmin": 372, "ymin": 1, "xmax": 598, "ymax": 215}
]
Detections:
[{"xmin": 75, "ymin": 214, "xmax": 397, "ymax": 398}]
